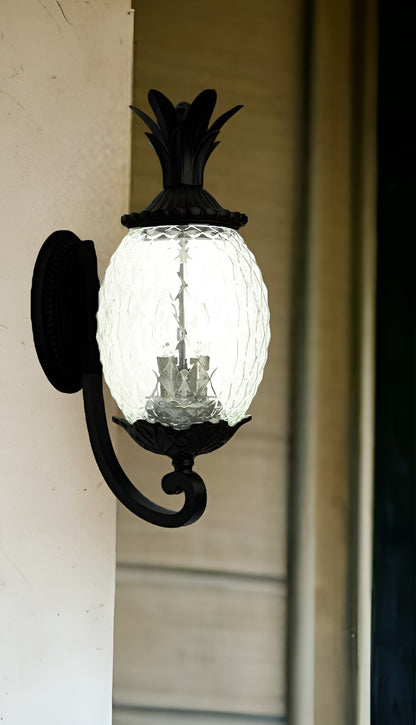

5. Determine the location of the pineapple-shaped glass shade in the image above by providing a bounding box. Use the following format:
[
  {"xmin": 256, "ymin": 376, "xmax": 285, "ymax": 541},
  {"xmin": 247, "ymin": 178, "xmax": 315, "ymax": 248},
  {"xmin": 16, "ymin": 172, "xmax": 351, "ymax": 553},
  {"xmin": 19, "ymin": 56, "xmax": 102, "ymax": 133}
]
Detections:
[{"xmin": 96, "ymin": 224, "xmax": 270, "ymax": 430}]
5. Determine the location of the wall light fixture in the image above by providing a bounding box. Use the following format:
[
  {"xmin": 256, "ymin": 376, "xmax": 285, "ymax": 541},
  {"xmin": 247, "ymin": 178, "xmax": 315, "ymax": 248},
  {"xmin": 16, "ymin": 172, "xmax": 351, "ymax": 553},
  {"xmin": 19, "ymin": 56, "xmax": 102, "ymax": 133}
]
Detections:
[{"xmin": 31, "ymin": 90, "xmax": 270, "ymax": 528}]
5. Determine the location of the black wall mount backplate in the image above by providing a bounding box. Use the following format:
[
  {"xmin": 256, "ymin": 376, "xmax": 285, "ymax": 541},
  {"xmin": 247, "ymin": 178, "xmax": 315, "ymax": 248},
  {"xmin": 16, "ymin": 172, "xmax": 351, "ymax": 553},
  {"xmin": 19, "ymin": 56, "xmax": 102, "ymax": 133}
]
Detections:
[{"xmin": 31, "ymin": 230, "xmax": 100, "ymax": 393}]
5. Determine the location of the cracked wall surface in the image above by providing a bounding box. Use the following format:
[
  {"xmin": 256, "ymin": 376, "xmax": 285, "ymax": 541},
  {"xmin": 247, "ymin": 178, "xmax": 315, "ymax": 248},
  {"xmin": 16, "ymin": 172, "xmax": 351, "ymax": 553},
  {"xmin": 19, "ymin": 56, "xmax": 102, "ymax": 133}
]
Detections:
[{"xmin": 0, "ymin": 2, "xmax": 133, "ymax": 723}]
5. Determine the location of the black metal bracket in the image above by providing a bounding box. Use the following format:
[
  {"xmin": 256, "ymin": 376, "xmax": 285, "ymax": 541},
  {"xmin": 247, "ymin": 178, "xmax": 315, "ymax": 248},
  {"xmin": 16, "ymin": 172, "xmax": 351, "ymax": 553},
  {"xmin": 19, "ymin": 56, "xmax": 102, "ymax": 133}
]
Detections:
[
  {"xmin": 31, "ymin": 230, "xmax": 248, "ymax": 527},
  {"xmin": 82, "ymin": 372, "xmax": 207, "ymax": 527},
  {"xmin": 30, "ymin": 230, "xmax": 101, "ymax": 392}
]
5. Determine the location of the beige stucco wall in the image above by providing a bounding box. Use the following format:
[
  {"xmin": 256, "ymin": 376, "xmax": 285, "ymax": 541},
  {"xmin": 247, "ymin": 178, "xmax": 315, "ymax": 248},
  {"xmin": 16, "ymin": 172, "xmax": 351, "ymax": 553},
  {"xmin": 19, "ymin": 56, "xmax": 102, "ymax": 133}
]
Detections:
[{"xmin": 0, "ymin": 2, "xmax": 133, "ymax": 723}]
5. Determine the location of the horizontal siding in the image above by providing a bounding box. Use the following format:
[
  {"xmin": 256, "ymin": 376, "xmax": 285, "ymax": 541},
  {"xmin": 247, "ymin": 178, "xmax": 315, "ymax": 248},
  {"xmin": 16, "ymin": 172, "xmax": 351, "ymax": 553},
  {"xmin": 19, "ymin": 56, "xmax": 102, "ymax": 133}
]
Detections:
[
  {"xmin": 114, "ymin": 0, "xmax": 304, "ymax": 720},
  {"xmin": 113, "ymin": 706, "xmax": 286, "ymax": 724},
  {"xmin": 113, "ymin": 567, "xmax": 286, "ymax": 718},
  {"xmin": 116, "ymin": 430, "xmax": 287, "ymax": 579}
]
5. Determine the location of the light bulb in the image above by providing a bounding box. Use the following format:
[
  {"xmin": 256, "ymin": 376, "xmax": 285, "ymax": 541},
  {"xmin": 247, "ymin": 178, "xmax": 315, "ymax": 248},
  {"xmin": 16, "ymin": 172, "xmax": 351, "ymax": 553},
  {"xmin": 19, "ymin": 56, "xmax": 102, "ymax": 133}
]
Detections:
[{"xmin": 96, "ymin": 224, "xmax": 270, "ymax": 430}]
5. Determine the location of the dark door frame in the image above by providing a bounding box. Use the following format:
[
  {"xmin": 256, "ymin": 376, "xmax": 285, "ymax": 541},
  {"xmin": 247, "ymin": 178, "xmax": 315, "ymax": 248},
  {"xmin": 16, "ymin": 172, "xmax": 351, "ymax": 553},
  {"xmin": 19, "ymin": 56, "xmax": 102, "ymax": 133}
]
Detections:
[{"xmin": 371, "ymin": 1, "xmax": 416, "ymax": 721}]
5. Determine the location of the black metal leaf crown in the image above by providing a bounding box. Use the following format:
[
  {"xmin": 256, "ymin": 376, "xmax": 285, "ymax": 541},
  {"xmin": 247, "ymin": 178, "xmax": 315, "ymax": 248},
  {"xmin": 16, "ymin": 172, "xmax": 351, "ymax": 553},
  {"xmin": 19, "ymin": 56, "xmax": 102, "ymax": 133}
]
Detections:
[
  {"xmin": 130, "ymin": 88, "xmax": 242, "ymax": 188},
  {"xmin": 122, "ymin": 89, "xmax": 248, "ymax": 230}
]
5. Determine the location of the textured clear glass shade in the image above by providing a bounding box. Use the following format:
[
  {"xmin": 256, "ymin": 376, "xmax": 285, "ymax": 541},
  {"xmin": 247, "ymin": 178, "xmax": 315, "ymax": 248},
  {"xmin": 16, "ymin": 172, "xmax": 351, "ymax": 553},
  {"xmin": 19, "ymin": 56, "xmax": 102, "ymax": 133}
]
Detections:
[{"xmin": 96, "ymin": 224, "xmax": 270, "ymax": 429}]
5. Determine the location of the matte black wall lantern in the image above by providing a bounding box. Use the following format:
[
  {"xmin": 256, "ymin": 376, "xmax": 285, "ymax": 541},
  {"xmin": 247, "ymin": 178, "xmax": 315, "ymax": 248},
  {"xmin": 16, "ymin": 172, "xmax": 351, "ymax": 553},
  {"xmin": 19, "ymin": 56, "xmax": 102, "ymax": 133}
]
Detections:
[{"xmin": 31, "ymin": 90, "xmax": 270, "ymax": 528}]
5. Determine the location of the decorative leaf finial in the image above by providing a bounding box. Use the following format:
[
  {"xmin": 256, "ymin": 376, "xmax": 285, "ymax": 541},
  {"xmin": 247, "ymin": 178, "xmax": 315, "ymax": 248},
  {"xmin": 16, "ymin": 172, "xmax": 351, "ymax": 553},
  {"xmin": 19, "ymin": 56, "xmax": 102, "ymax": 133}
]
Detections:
[
  {"xmin": 130, "ymin": 89, "xmax": 243, "ymax": 188},
  {"xmin": 122, "ymin": 89, "xmax": 248, "ymax": 230}
]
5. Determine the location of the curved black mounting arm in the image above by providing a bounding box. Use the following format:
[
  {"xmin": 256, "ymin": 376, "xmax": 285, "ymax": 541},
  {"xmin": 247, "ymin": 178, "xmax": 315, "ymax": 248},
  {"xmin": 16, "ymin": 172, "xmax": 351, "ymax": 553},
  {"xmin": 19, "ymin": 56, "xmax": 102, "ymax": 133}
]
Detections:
[
  {"xmin": 82, "ymin": 373, "xmax": 207, "ymax": 527},
  {"xmin": 31, "ymin": 230, "xmax": 207, "ymax": 527}
]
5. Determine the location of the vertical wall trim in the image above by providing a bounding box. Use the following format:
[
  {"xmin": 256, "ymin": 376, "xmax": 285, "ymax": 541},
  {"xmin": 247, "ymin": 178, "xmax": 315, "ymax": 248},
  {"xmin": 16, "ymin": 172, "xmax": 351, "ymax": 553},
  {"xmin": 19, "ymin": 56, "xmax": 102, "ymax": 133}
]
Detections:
[
  {"xmin": 353, "ymin": 1, "xmax": 377, "ymax": 724},
  {"xmin": 287, "ymin": 0, "xmax": 316, "ymax": 723},
  {"xmin": 288, "ymin": 1, "xmax": 377, "ymax": 723}
]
